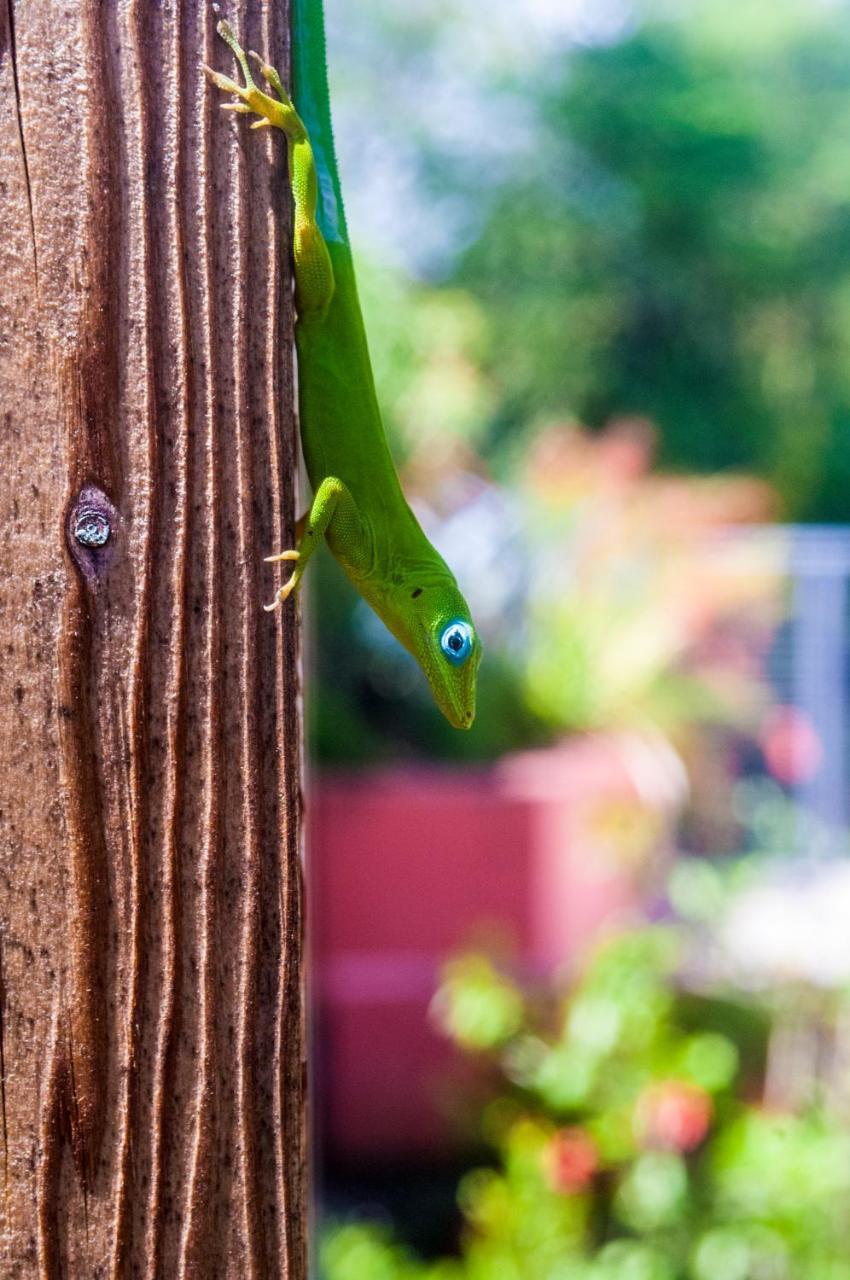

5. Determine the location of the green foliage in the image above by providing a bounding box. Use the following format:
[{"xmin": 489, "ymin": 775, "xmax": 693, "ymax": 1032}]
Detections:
[
  {"xmin": 321, "ymin": 925, "xmax": 850, "ymax": 1278},
  {"xmin": 451, "ymin": 0, "xmax": 850, "ymax": 518},
  {"xmin": 431, "ymin": 955, "xmax": 524, "ymax": 1051},
  {"xmin": 356, "ymin": 261, "xmax": 496, "ymax": 460}
]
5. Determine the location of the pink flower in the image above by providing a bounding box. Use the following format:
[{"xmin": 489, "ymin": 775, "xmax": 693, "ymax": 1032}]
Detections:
[
  {"xmin": 636, "ymin": 1081, "xmax": 712, "ymax": 1153},
  {"xmin": 543, "ymin": 1127, "xmax": 599, "ymax": 1194},
  {"xmin": 759, "ymin": 706, "xmax": 822, "ymax": 786}
]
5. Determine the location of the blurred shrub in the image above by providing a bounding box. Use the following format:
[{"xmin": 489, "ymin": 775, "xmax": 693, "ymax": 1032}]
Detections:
[
  {"xmin": 321, "ymin": 924, "xmax": 850, "ymax": 1279},
  {"xmin": 518, "ymin": 421, "xmax": 779, "ymax": 739}
]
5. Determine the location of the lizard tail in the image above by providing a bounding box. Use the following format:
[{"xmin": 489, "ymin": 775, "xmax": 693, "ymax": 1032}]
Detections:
[{"xmin": 292, "ymin": 0, "xmax": 349, "ymax": 246}]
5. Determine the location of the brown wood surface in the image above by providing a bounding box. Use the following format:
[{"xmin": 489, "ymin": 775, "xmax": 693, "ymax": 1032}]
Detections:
[{"xmin": 0, "ymin": 0, "xmax": 305, "ymax": 1274}]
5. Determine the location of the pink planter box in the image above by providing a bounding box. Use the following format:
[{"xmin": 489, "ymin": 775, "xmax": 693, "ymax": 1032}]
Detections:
[{"xmin": 311, "ymin": 734, "xmax": 683, "ymax": 1159}]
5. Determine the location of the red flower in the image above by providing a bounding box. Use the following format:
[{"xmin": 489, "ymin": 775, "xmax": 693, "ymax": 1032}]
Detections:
[
  {"xmin": 543, "ymin": 1127, "xmax": 598, "ymax": 1194},
  {"xmin": 636, "ymin": 1081, "xmax": 712, "ymax": 1153}
]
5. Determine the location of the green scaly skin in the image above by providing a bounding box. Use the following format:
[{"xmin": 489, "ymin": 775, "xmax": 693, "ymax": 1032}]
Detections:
[{"xmin": 204, "ymin": 5, "xmax": 481, "ymax": 729}]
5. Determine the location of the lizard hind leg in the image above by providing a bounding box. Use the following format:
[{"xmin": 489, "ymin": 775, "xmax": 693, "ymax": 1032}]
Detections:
[
  {"xmin": 293, "ymin": 205, "xmax": 335, "ymax": 321},
  {"xmin": 205, "ymin": 19, "xmax": 335, "ymax": 321}
]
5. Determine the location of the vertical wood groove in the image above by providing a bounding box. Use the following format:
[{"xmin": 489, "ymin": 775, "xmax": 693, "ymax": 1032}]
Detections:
[
  {"xmin": 145, "ymin": 0, "xmax": 192, "ymax": 1265},
  {"xmin": 272, "ymin": 0, "xmax": 306, "ymax": 1259},
  {"xmin": 110, "ymin": 0, "xmax": 159, "ymax": 1265},
  {"xmin": 37, "ymin": 0, "xmax": 128, "ymax": 1254},
  {"xmin": 233, "ymin": 9, "xmax": 267, "ymax": 1273},
  {"xmin": 178, "ymin": 2, "xmax": 225, "ymax": 1272},
  {"xmin": 0, "ymin": 0, "xmax": 304, "ymax": 1274}
]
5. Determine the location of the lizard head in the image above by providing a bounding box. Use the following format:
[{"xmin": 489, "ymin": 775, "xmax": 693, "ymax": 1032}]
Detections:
[{"xmin": 379, "ymin": 570, "xmax": 482, "ymax": 729}]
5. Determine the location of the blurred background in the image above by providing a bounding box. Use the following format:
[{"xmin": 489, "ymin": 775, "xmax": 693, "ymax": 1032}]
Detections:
[{"xmin": 309, "ymin": 1, "xmax": 850, "ymax": 1276}]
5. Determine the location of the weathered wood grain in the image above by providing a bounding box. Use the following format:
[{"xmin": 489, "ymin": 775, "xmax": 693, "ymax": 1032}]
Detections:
[{"xmin": 0, "ymin": 0, "xmax": 305, "ymax": 1274}]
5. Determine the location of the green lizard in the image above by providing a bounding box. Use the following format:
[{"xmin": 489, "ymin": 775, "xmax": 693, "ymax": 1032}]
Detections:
[{"xmin": 205, "ymin": 5, "xmax": 481, "ymax": 729}]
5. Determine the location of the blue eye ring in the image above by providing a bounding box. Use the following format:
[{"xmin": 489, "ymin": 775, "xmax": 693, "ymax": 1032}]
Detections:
[{"xmin": 440, "ymin": 620, "xmax": 474, "ymax": 666}]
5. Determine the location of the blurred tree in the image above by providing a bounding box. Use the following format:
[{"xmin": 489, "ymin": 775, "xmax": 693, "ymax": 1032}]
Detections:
[
  {"xmin": 452, "ymin": 0, "xmax": 850, "ymax": 518},
  {"xmin": 331, "ymin": 0, "xmax": 850, "ymax": 519}
]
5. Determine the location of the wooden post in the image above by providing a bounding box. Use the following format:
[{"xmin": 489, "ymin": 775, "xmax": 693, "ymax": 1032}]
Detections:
[{"xmin": 0, "ymin": 0, "xmax": 305, "ymax": 1274}]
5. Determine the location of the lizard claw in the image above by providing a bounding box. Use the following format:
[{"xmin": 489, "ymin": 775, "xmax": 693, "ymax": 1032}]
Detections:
[
  {"xmin": 265, "ymin": 549, "xmax": 300, "ymax": 563},
  {"xmin": 203, "ymin": 65, "xmax": 246, "ymax": 97},
  {"xmin": 263, "ymin": 577, "xmax": 298, "ymax": 612}
]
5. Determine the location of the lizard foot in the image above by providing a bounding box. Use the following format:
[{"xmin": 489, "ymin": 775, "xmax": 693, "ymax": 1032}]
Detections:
[
  {"xmin": 204, "ymin": 20, "xmax": 290, "ymax": 131},
  {"xmin": 263, "ymin": 549, "xmax": 301, "ymax": 612}
]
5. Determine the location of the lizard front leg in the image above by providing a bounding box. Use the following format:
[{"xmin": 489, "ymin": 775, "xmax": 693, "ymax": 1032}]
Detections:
[
  {"xmin": 264, "ymin": 476, "xmax": 365, "ymax": 611},
  {"xmin": 204, "ymin": 19, "xmax": 335, "ymax": 320}
]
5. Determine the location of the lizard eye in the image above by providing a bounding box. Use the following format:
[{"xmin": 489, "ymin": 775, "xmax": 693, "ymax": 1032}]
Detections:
[{"xmin": 440, "ymin": 620, "xmax": 474, "ymax": 666}]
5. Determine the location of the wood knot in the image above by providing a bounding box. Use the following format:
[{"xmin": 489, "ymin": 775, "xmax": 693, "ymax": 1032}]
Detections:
[{"xmin": 66, "ymin": 485, "xmax": 118, "ymax": 581}]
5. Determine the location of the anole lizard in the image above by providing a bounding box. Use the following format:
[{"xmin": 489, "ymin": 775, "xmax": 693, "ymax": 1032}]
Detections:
[{"xmin": 205, "ymin": 6, "xmax": 481, "ymax": 729}]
